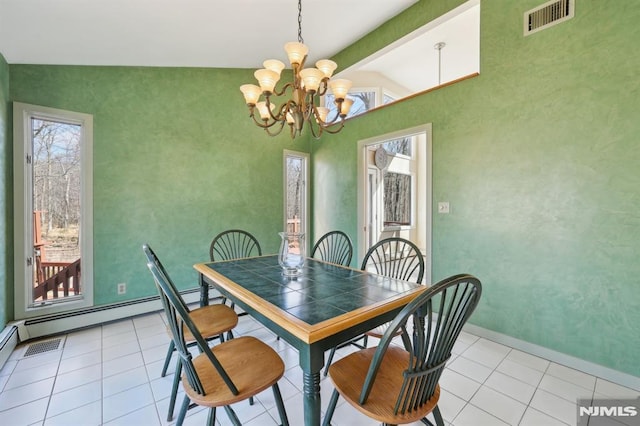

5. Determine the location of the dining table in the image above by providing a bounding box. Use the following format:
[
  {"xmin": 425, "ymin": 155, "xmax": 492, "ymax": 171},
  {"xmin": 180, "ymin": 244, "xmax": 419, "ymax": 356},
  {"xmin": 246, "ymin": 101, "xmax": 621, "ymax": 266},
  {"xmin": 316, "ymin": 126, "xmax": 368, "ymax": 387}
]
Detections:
[{"xmin": 194, "ymin": 254, "xmax": 426, "ymax": 426}]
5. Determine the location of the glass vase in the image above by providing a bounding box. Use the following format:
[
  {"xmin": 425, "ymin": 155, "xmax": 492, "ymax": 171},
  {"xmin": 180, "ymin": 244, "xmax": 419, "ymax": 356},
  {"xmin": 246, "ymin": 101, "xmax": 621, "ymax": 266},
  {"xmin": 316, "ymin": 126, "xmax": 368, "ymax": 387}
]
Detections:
[{"xmin": 278, "ymin": 232, "xmax": 305, "ymax": 277}]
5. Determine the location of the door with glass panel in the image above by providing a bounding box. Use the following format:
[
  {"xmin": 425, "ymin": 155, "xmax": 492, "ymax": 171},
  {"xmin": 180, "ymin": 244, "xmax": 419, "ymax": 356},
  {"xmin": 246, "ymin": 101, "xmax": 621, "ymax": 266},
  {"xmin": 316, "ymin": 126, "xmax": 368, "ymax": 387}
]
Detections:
[{"xmin": 14, "ymin": 102, "xmax": 93, "ymax": 317}]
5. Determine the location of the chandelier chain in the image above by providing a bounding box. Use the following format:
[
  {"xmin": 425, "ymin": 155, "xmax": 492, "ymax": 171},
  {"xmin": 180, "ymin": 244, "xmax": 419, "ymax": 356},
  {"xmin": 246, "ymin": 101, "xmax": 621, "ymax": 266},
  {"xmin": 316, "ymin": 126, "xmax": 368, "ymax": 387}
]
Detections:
[{"xmin": 297, "ymin": 0, "xmax": 304, "ymax": 44}]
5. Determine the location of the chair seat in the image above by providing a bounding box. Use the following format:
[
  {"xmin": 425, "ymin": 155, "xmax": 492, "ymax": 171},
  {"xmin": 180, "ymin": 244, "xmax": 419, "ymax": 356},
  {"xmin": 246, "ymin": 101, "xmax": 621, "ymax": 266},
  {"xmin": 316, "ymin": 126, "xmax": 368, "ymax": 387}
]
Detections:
[
  {"xmin": 182, "ymin": 304, "xmax": 238, "ymax": 341},
  {"xmin": 328, "ymin": 346, "xmax": 440, "ymax": 424},
  {"xmin": 184, "ymin": 336, "xmax": 285, "ymax": 407},
  {"xmin": 364, "ymin": 321, "xmax": 402, "ymax": 339}
]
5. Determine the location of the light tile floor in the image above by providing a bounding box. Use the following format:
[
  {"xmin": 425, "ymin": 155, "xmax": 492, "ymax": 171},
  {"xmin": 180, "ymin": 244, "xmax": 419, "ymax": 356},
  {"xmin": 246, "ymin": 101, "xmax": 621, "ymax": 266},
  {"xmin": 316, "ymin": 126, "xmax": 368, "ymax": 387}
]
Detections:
[{"xmin": 1, "ymin": 306, "xmax": 638, "ymax": 426}]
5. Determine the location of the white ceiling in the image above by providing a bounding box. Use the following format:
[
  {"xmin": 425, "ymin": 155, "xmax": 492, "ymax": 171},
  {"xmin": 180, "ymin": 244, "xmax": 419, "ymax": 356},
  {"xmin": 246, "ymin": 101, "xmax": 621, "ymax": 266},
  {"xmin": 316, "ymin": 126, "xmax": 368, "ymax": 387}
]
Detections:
[{"xmin": 0, "ymin": 0, "xmax": 418, "ymax": 68}]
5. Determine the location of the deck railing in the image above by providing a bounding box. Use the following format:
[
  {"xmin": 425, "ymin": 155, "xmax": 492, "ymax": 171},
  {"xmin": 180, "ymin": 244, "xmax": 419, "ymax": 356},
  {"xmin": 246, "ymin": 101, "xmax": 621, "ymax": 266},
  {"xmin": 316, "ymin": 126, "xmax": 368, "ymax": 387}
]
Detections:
[
  {"xmin": 34, "ymin": 258, "xmax": 81, "ymax": 301},
  {"xmin": 286, "ymin": 217, "xmax": 301, "ymax": 233}
]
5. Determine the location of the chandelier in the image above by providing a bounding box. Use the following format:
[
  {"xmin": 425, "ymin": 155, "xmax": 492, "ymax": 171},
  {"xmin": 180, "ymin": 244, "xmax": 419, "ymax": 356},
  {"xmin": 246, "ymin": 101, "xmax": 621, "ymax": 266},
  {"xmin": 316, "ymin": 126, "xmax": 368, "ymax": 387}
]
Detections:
[{"xmin": 240, "ymin": 0, "xmax": 353, "ymax": 139}]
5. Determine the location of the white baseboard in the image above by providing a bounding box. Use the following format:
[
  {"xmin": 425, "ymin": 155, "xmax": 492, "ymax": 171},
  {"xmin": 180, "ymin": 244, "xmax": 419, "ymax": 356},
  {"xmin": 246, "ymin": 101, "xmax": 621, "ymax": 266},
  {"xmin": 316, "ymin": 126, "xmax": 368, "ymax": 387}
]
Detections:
[
  {"xmin": 20, "ymin": 288, "xmax": 206, "ymax": 341},
  {"xmin": 464, "ymin": 323, "xmax": 640, "ymax": 392}
]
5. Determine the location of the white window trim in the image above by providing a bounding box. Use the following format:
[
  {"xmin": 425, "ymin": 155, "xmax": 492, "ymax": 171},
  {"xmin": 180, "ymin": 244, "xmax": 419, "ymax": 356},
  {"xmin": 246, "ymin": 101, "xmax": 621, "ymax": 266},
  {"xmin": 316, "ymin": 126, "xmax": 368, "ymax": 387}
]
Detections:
[{"xmin": 13, "ymin": 102, "xmax": 94, "ymax": 319}]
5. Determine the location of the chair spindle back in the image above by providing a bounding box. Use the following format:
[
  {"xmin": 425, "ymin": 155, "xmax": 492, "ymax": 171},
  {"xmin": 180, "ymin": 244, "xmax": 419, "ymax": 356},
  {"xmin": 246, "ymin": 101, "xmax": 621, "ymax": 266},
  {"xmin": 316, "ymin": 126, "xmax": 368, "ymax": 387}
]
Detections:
[
  {"xmin": 210, "ymin": 229, "xmax": 262, "ymax": 261},
  {"xmin": 311, "ymin": 230, "xmax": 353, "ymax": 266},
  {"xmin": 360, "ymin": 274, "xmax": 482, "ymax": 416},
  {"xmin": 361, "ymin": 237, "xmax": 425, "ymax": 284}
]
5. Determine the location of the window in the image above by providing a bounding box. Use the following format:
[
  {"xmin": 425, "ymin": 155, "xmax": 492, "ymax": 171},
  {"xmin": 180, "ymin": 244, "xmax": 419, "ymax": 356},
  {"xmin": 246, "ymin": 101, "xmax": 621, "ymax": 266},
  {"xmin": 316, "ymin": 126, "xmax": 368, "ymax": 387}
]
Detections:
[
  {"xmin": 381, "ymin": 136, "xmax": 415, "ymax": 230},
  {"xmin": 13, "ymin": 103, "xmax": 93, "ymax": 317},
  {"xmin": 284, "ymin": 150, "xmax": 308, "ymax": 241},
  {"xmin": 383, "ymin": 172, "xmax": 412, "ymax": 227},
  {"xmin": 383, "ymin": 136, "xmax": 412, "ymax": 157},
  {"xmin": 325, "ymin": 89, "xmax": 377, "ymax": 119},
  {"xmin": 325, "ymin": 87, "xmax": 402, "ymax": 120}
]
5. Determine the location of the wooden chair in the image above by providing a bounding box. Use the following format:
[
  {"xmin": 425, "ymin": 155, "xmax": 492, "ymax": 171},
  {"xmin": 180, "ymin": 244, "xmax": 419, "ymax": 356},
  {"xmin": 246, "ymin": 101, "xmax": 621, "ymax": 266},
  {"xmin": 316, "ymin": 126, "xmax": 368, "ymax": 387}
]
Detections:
[
  {"xmin": 311, "ymin": 230, "xmax": 353, "ymax": 266},
  {"xmin": 145, "ymin": 244, "xmax": 290, "ymax": 426},
  {"xmin": 360, "ymin": 237, "xmax": 425, "ymax": 341},
  {"xmin": 210, "ymin": 229, "xmax": 262, "ymax": 261},
  {"xmin": 209, "ymin": 229, "xmax": 262, "ymax": 311},
  {"xmin": 323, "ymin": 274, "xmax": 482, "ymax": 426},
  {"xmin": 323, "ymin": 237, "xmax": 425, "ymax": 376},
  {"xmin": 361, "ymin": 237, "xmax": 425, "ymax": 283},
  {"xmin": 142, "ymin": 245, "xmax": 239, "ymax": 421}
]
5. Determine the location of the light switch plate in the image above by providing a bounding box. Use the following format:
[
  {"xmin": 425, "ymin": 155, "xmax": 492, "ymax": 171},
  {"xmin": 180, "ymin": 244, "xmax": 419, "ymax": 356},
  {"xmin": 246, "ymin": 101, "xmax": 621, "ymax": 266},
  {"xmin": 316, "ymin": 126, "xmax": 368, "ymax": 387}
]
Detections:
[{"xmin": 438, "ymin": 202, "xmax": 450, "ymax": 214}]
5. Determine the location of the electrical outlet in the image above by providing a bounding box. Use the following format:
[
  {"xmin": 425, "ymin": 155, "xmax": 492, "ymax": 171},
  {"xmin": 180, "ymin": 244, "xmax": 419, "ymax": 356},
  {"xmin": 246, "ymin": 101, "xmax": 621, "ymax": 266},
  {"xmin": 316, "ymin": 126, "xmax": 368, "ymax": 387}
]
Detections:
[{"xmin": 117, "ymin": 283, "xmax": 126, "ymax": 295}]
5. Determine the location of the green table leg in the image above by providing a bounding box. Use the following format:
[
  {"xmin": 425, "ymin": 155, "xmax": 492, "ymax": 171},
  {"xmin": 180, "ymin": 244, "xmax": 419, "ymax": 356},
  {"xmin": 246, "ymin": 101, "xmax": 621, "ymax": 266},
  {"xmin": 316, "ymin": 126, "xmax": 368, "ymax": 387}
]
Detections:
[
  {"xmin": 299, "ymin": 345, "xmax": 324, "ymax": 425},
  {"xmin": 199, "ymin": 274, "xmax": 209, "ymax": 306}
]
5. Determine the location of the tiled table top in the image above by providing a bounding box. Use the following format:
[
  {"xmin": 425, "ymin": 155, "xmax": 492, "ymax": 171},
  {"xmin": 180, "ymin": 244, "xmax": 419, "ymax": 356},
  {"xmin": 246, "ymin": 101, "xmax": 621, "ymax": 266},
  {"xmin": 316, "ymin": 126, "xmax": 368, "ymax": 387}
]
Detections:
[{"xmin": 200, "ymin": 255, "xmax": 423, "ymax": 326}]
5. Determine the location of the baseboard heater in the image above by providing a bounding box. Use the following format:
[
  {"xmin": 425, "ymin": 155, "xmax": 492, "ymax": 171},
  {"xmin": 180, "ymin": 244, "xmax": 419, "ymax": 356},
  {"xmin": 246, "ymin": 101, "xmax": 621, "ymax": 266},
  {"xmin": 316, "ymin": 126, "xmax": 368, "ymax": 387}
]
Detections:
[
  {"xmin": 0, "ymin": 325, "xmax": 20, "ymax": 370},
  {"xmin": 0, "ymin": 287, "xmax": 218, "ymax": 372},
  {"xmin": 19, "ymin": 287, "xmax": 213, "ymax": 343}
]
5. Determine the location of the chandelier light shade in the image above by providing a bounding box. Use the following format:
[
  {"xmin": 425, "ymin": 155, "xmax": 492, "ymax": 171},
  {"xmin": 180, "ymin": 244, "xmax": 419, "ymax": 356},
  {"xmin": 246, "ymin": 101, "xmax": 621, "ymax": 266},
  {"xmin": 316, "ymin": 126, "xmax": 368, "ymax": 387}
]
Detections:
[{"xmin": 240, "ymin": 0, "xmax": 353, "ymax": 139}]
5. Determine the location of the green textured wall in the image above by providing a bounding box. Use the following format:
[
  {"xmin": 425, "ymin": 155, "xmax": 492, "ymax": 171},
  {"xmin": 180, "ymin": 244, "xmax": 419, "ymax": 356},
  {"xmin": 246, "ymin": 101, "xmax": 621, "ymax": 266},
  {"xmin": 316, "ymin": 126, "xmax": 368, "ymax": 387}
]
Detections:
[
  {"xmin": 0, "ymin": 53, "xmax": 10, "ymax": 327},
  {"xmin": 314, "ymin": 0, "xmax": 640, "ymax": 377},
  {"xmin": 9, "ymin": 65, "xmax": 309, "ymax": 305}
]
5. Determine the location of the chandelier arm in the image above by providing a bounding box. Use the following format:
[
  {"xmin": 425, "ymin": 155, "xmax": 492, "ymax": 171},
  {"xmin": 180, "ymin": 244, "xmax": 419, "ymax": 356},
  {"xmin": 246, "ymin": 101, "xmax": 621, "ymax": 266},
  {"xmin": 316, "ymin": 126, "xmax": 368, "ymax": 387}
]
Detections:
[
  {"xmin": 309, "ymin": 126, "xmax": 322, "ymax": 140},
  {"xmin": 306, "ymin": 113, "xmax": 323, "ymax": 140},
  {"xmin": 301, "ymin": 91, "xmax": 319, "ymax": 123},
  {"xmin": 263, "ymin": 97, "xmax": 291, "ymax": 122},
  {"xmin": 248, "ymin": 109, "xmax": 286, "ymax": 130},
  {"xmin": 316, "ymin": 79, "xmax": 330, "ymax": 97},
  {"xmin": 317, "ymin": 119, "xmax": 346, "ymax": 135},
  {"xmin": 271, "ymin": 81, "xmax": 296, "ymax": 98},
  {"xmin": 322, "ymin": 100, "xmax": 344, "ymax": 125},
  {"xmin": 263, "ymin": 119, "xmax": 287, "ymax": 137},
  {"xmin": 281, "ymin": 98, "xmax": 301, "ymax": 126}
]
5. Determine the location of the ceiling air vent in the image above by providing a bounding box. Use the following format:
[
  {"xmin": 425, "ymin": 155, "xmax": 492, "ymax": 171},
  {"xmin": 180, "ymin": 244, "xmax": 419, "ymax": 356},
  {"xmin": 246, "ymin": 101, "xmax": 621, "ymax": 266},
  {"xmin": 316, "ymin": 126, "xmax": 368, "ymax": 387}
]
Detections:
[{"xmin": 524, "ymin": 0, "xmax": 574, "ymax": 36}]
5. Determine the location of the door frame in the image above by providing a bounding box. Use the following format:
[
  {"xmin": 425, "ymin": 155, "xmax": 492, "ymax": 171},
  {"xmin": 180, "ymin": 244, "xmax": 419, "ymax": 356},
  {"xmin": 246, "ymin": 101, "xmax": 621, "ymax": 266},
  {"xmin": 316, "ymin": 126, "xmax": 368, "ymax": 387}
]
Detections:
[
  {"xmin": 13, "ymin": 102, "xmax": 94, "ymax": 319},
  {"xmin": 357, "ymin": 124, "xmax": 432, "ymax": 282}
]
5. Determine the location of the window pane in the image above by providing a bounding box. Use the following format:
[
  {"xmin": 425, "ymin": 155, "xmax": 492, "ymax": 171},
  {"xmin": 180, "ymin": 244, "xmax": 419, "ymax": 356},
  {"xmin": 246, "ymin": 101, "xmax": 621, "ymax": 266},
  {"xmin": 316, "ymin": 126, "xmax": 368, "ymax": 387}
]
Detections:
[
  {"xmin": 286, "ymin": 156, "xmax": 304, "ymax": 233},
  {"xmin": 382, "ymin": 137, "xmax": 412, "ymax": 156},
  {"xmin": 31, "ymin": 118, "xmax": 82, "ymax": 303},
  {"xmin": 383, "ymin": 93, "xmax": 396, "ymax": 105},
  {"xmin": 325, "ymin": 90, "xmax": 376, "ymax": 119},
  {"xmin": 383, "ymin": 172, "xmax": 411, "ymax": 226}
]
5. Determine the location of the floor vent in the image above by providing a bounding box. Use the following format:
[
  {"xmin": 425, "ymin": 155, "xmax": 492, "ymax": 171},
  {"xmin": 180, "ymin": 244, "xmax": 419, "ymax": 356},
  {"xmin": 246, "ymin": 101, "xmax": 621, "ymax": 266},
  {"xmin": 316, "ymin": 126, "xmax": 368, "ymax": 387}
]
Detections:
[
  {"xmin": 23, "ymin": 337, "xmax": 64, "ymax": 357},
  {"xmin": 524, "ymin": 0, "xmax": 574, "ymax": 36}
]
